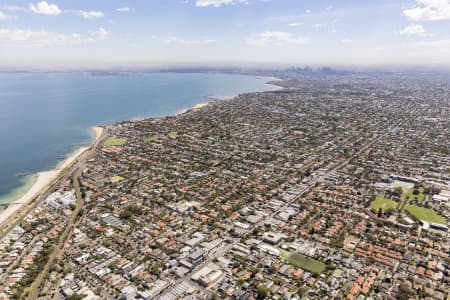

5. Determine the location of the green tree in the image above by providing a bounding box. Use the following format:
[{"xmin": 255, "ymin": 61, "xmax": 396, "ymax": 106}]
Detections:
[
  {"xmin": 68, "ymin": 294, "xmax": 87, "ymax": 300},
  {"xmin": 397, "ymin": 283, "xmax": 415, "ymax": 300},
  {"xmin": 257, "ymin": 285, "xmax": 269, "ymax": 299}
]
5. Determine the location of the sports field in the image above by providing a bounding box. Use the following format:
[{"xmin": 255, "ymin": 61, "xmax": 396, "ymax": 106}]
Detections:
[
  {"xmin": 280, "ymin": 249, "xmax": 326, "ymax": 274},
  {"xmin": 404, "ymin": 205, "xmax": 446, "ymax": 224},
  {"xmin": 168, "ymin": 131, "xmax": 178, "ymax": 138},
  {"xmin": 103, "ymin": 137, "xmax": 127, "ymax": 147},
  {"xmin": 393, "ymin": 180, "xmax": 414, "ymax": 192},
  {"xmin": 370, "ymin": 196, "xmax": 398, "ymax": 212},
  {"xmin": 145, "ymin": 136, "xmax": 158, "ymax": 142},
  {"xmin": 111, "ymin": 176, "xmax": 124, "ymax": 183}
]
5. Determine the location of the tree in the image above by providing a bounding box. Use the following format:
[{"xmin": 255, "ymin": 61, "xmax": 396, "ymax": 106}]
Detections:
[
  {"xmin": 397, "ymin": 283, "xmax": 414, "ymax": 300},
  {"xmin": 393, "ymin": 187, "xmax": 403, "ymax": 197},
  {"xmin": 68, "ymin": 294, "xmax": 87, "ymax": 300},
  {"xmin": 377, "ymin": 208, "xmax": 383, "ymax": 218},
  {"xmin": 256, "ymin": 285, "xmax": 269, "ymax": 300}
]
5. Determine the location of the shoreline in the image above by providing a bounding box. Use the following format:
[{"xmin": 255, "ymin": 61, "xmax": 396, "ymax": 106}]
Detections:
[
  {"xmin": 176, "ymin": 101, "xmax": 211, "ymax": 116},
  {"xmin": 0, "ymin": 74, "xmax": 281, "ymax": 227},
  {"xmin": 175, "ymin": 76, "xmax": 283, "ymax": 117},
  {"xmin": 0, "ymin": 126, "xmax": 104, "ymax": 227}
]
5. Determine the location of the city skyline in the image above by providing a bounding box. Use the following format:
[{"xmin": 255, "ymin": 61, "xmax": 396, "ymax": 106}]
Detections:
[{"xmin": 1, "ymin": 0, "xmax": 450, "ymax": 67}]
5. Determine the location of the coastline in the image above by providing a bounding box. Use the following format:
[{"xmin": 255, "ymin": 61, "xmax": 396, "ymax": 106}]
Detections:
[
  {"xmin": 0, "ymin": 126, "xmax": 104, "ymax": 227},
  {"xmin": 0, "ymin": 98, "xmax": 219, "ymax": 227},
  {"xmin": 0, "ymin": 74, "xmax": 280, "ymax": 228},
  {"xmin": 176, "ymin": 101, "xmax": 210, "ymax": 116},
  {"xmin": 175, "ymin": 77, "xmax": 283, "ymax": 116}
]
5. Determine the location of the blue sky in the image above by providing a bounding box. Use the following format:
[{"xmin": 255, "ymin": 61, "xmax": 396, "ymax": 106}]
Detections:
[{"xmin": 1, "ymin": 0, "xmax": 450, "ymax": 67}]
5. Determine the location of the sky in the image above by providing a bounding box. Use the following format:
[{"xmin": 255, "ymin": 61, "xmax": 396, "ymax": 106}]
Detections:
[{"xmin": 0, "ymin": 0, "xmax": 450, "ymax": 67}]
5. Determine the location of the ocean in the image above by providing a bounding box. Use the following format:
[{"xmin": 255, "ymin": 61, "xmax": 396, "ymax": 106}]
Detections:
[{"xmin": 0, "ymin": 72, "xmax": 277, "ymax": 205}]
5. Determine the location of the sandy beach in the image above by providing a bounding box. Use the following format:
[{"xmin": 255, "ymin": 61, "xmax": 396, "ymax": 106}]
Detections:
[
  {"xmin": 0, "ymin": 126, "xmax": 104, "ymax": 227},
  {"xmin": 177, "ymin": 101, "xmax": 210, "ymax": 116}
]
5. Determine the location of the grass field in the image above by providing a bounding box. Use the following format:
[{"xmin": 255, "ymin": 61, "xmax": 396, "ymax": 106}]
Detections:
[
  {"xmin": 144, "ymin": 136, "xmax": 158, "ymax": 142},
  {"xmin": 370, "ymin": 196, "xmax": 398, "ymax": 212},
  {"xmin": 402, "ymin": 187, "xmax": 425, "ymax": 201},
  {"xmin": 168, "ymin": 131, "xmax": 178, "ymax": 138},
  {"xmin": 104, "ymin": 137, "xmax": 127, "ymax": 147},
  {"xmin": 404, "ymin": 205, "xmax": 446, "ymax": 224},
  {"xmin": 280, "ymin": 249, "xmax": 326, "ymax": 274},
  {"xmin": 111, "ymin": 176, "xmax": 124, "ymax": 183},
  {"xmin": 393, "ymin": 180, "xmax": 414, "ymax": 192}
]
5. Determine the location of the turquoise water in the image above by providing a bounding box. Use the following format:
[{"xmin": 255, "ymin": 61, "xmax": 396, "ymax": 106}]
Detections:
[{"xmin": 0, "ymin": 72, "xmax": 277, "ymax": 202}]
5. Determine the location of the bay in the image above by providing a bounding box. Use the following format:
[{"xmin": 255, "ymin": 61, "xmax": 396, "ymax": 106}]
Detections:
[{"xmin": 0, "ymin": 72, "xmax": 277, "ymax": 203}]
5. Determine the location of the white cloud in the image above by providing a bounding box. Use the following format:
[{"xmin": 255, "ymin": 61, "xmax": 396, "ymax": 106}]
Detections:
[
  {"xmin": 76, "ymin": 10, "xmax": 104, "ymax": 19},
  {"xmin": 29, "ymin": 3, "xmax": 104, "ymax": 19},
  {"xmin": 0, "ymin": 27, "xmax": 109, "ymax": 47},
  {"xmin": 400, "ymin": 23, "xmax": 428, "ymax": 36},
  {"xmin": 0, "ymin": 11, "xmax": 14, "ymax": 20},
  {"xmin": 326, "ymin": 5, "xmax": 333, "ymax": 11},
  {"xmin": 246, "ymin": 31, "xmax": 310, "ymax": 47},
  {"xmin": 341, "ymin": 38, "xmax": 352, "ymax": 43},
  {"xmin": 116, "ymin": 7, "xmax": 130, "ymax": 12},
  {"xmin": 288, "ymin": 22, "xmax": 303, "ymax": 27},
  {"xmin": 195, "ymin": 0, "xmax": 247, "ymax": 7},
  {"xmin": 91, "ymin": 27, "xmax": 109, "ymax": 40},
  {"xmin": 29, "ymin": 1, "xmax": 61, "ymax": 16},
  {"xmin": 410, "ymin": 38, "xmax": 450, "ymax": 46},
  {"xmin": 403, "ymin": 0, "xmax": 450, "ymax": 21},
  {"xmin": 164, "ymin": 36, "xmax": 216, "ymax": 44},
  {"xmin": 1, "ymin": 5, "xmax": 26, "ymax": 12}
]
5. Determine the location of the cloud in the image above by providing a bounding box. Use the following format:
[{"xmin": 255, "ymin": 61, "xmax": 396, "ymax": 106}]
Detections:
[
  {"xmin": 403, "ymin": 0, "xmax": 450, "ymax": 21},
  {"xmin": 195, "ymin": 0, "xmax": 247, "ymax": 7},
  {"xmin": 0, "ymin": 11, "xmax": 14, "ymax": 20},
  {"xmin": 399, "ymin": 23, "xmax": 428, "ymax": 36},
  {"xmin": 246, "ymin": 31, "xmax": 310, "ymax": 47},
  {"xmin": 164, "ymin": 36, "xmax": 216, "ymax": 44},
  {"xmin": 1, "ymin": 5, "xmax": 26, "ymax": 12},
  {"xmin": 288, "ymin": 22, "xmax": 303, "ymax": 27},
  {"xmin": 341, "ymin": 38, "xmax": 352, "ymax": 43},
  {"xmin": 29, "ymin": 1, "xmax": 61, "ymax": 15},
  {"xmin": 410, "ymin": 38, "xmax": 450, "ymax": 46},
  {"xmin": 29, "ymin": 2, "xmax": 104, "ymax": 19},
  {"xmin": 76, "ymin": 10, "xmax": 104, "ymax": 19},
  {"xmin": 116, "ymin": 7, "xmax": 130, "ymax": 12},
  {"xmin": 91, "ymin": 27, "xmax": 109, "ymax": 40},
  {"xmin": 0, "ymin": 27, "xmax": 109, "ymax": 47}
]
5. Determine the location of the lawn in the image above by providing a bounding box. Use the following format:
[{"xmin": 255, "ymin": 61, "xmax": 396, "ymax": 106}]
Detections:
[
  {"xmin": 104, "ymin": 137, "xmax": 127, "ymax": 147},
  {"xmin": 402, "ymin": 187, "xmax": 425, "ymax": 201},
  {"xmin": 404, "ymin": 205, "xmax": 446, "ymax": 224},
  {"xmin": 144, "ymin": 136, "xmax": 158, "ymax": 143},
  {"xmin": 111, "ymin": 176, "xmax": 124, "ymax": 183},
  {"xmin": 393, "ymin": 180, "xmax": 414, "ymax": 192},
  {"xmin": 370, "ymin": 196, "xmax": 398, "ymax": 213},
  {"xmin": 280, "ymin": 249, "xmax": 326, "ymax": 274},
  {"xmin": 168, "ymin": 131, "xmax": 178, "ymax": 138}
]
